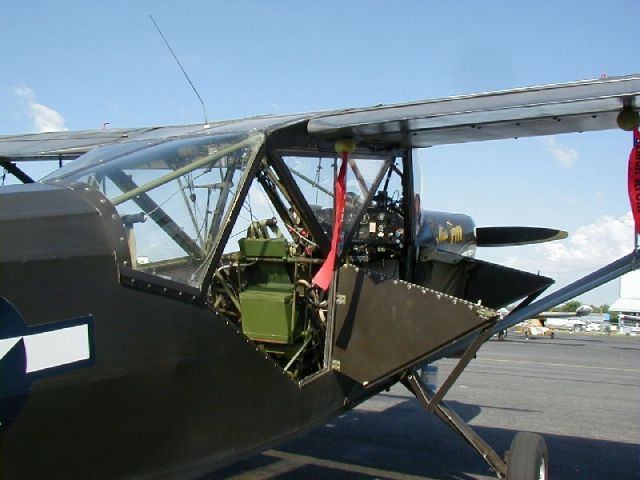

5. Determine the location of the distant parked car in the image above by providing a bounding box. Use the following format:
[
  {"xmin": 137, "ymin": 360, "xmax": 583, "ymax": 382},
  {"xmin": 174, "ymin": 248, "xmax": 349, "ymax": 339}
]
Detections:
[
  {"xmin": 515, "ymin": 319, "xmax": 555, "ymax": 339},
  {"xmin": 565, "ymin": 319, "xmax": 586, "ymax": 332}
]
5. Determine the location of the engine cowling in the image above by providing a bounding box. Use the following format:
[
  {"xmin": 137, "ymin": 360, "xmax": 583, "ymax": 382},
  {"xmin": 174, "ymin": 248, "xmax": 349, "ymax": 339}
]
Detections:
[{"xmin": 417, "ymin": 210, "xmax": 477, "ymax": 260}]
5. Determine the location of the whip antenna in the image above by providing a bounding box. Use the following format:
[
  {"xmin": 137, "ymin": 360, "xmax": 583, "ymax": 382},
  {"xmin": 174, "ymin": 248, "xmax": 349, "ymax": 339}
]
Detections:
[{"xmin": 149, "ymin": 15, "xmax": 209, "ymax": 126}]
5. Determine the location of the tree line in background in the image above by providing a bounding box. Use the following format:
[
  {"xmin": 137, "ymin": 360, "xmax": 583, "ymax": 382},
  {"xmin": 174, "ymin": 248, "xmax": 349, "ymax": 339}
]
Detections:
[{"xmin": 551, "ymin": 300, "xmax": 619, "ymax": 321}]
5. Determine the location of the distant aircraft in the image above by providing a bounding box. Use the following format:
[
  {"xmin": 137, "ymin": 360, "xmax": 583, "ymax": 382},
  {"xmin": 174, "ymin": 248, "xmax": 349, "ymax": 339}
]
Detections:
[
  {"xmin": 513, "ymin": 305, "xmax": 593, "ymax": 337},
  {"xmin": 540, "ymin": 305, "xmax": 593, "ymax": 332},
  {"xmin": 0, "ymin": 74, "xmax": 639, "ymax": 480}
]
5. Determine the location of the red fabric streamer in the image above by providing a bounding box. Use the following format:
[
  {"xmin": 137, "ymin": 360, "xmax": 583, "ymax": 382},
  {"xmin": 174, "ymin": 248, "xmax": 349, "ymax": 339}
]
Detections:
[
  {"xmin": 629, "ymin": 128, "xmax": 640, "ymax": 234},
  {"xmin": 313, "ymin": 152, "xmax": 348, "ymax": 290}
]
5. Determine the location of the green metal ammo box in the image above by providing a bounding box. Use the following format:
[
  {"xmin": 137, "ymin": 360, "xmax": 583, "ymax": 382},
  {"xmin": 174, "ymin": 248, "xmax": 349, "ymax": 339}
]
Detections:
[
  {"xmin": 240, "ymin": 286, "xmax": 297, "ymax": 344},
  {"xmin": 238, "ymin": 237, "xmax": 288, "ymax": 258},
  {"xmin": 238, "ymin": 238, "xmax": 300, "ymax": 344}
]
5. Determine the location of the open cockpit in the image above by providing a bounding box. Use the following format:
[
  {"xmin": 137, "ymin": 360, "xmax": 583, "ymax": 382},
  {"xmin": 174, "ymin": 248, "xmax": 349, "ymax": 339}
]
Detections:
[{"xmin": 42, "ymin": 125, "xmax": 416, "ymax": 380}]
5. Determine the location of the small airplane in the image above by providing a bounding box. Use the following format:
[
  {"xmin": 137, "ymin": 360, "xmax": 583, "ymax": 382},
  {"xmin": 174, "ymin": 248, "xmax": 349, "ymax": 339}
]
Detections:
[
  {"xmin": 1, "ymin": 74, "xmax": 639, "ymax": 480},
  {"xmin": 538, "ymin": 305, "xmax": 593, "ymax": 333}
]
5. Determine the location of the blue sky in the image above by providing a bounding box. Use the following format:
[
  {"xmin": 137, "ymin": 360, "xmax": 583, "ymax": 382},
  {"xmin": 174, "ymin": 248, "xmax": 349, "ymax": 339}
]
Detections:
[{"xmin": 1, "ymin": 1, "xmax": 638, "ymax": 305}]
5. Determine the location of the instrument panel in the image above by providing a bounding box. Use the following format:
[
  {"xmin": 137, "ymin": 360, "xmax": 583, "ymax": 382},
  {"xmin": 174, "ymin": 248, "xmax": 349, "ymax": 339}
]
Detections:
[{"xmin": 352, "ymin": 207, "xmax": 404, "ymax": 246}]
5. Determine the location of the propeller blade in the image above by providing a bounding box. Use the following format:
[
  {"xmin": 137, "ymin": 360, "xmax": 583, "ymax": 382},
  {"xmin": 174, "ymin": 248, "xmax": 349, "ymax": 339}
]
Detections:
[{"xmin": 476, "ymin": 226, "xmax": 567, "ymax": 247}]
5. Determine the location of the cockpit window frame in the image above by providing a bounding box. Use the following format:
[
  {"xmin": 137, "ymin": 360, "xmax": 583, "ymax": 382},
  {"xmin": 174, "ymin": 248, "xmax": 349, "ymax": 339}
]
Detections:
[
  {"xmin": 273, "ymin": 148, "xmax": 396, "ymax": 257},
  {"xmin": 42, "ymin": 131, "xmax": 267, "ymax": 295}
]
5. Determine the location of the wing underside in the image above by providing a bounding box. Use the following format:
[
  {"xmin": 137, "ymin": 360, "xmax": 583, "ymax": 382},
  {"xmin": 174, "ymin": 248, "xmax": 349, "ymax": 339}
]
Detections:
[
  {"xmin": 0, "ymin": 127, "xmax": 164, "ymax": 161},
  {"xmin": 0, "ymin": 114, "xmax": 309, "ymax": 163},
  {"xmin": 1, "ymin": 74, "xmax": 638, "ymax": 163},
  {"xmin": 307, "ymin": 74, "xmax": 640, "ymax": 147}
]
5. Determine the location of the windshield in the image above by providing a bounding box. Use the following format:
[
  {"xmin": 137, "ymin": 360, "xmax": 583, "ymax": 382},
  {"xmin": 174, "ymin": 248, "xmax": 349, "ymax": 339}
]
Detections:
[
  {"xmin": 280, "ymin": 154, "xmax": 391, "ymax": 241},
  {"xmin": 43, "ymin": 132, "xmax": 264, "ymax": 287}
]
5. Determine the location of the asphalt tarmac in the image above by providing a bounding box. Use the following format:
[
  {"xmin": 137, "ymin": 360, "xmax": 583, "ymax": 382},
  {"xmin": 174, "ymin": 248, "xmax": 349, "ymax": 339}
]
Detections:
[{"xmin": 211, "ymin": 332, "xmax": 640, "ymax": 479}]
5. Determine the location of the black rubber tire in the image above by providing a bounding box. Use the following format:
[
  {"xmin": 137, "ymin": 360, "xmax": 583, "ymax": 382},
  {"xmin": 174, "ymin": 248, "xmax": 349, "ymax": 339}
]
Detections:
[{"xmin": 507, "ymin": 432, "xmax": 548, "ymax": 480}]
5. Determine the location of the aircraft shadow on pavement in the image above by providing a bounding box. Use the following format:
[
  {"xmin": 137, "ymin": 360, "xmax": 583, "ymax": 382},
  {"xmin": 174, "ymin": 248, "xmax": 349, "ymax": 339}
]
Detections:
[
  {"xmin": 211, "ymin": 398, "xmax": 638, "ymax": 480},
  {"xmin": 611, "ymin": 345, "xmax": 640, "ymax": 351},
  {"xmin": 505, "ymin": 338, "xmax": 585, "ymax": 347},
  {"xmin": 551, "ymin": 336, "xmax": 606, "ymax": 344}
]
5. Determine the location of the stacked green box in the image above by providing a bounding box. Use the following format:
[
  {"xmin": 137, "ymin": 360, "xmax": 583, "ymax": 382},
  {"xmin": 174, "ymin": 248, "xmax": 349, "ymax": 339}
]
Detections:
[
  {"xmin": 238, "ymin": 237, "xmax": 299, "ymax": 344},
  {"xmin": 238, "ymin": 237, "xmax": 288, "ymax": 258},
  {"xmin": 240, "ymin": 286, "xmax": 297, "ymax": 344}
]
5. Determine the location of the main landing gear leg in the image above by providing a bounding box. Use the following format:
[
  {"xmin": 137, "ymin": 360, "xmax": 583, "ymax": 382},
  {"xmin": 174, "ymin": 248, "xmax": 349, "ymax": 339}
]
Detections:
[{"xmin": 402, "ymin": 370, "xmax": 548, "ymax": 480}]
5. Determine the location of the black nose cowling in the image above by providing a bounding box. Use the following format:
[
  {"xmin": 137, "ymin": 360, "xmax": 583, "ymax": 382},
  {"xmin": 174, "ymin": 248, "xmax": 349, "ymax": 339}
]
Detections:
[{"xmin": 417, "ymin": 210, "xmax": 477, "ymax": 257}]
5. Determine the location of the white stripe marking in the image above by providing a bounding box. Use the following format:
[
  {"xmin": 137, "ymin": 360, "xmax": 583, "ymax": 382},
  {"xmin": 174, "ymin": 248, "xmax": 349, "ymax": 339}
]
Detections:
[
  {"xmin": 478, "ymin": 357, "xmax": 640, "ymax": 373},
  {"xmin": 0, "ymin": 325, "xmax": 90, "ymax": 373},
  {"xmin": 0, "ymin": 337, "xmax": 22, "ymax": 360}
]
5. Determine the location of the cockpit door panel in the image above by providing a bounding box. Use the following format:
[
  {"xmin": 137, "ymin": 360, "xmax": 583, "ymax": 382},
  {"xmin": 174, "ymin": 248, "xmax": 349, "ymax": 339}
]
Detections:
[{"xmin": 332, "ymin": 265, "xmax": 496, "ymax": 386}]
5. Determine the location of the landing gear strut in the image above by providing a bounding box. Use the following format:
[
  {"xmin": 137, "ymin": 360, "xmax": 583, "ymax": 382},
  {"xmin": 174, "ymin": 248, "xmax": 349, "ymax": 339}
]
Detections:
[
  {"xmin": 403, "ymin": 369, "xmax": 548, "ymax": 479},
  {"xmin": 401, "ymin": 249, "xmax": 640, "ymax": 478}
]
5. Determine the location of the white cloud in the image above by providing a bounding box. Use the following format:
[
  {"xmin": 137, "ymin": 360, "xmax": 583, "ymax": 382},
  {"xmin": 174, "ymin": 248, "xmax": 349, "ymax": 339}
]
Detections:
[
  {"xmin": 14, "ymin": 85, "xmax": 67, "ymax": 133},
  {"xmin": 539, "ymin": 214, "xmax": 633, "ymax": 271},
  {"xmin": 497, "ymin": 212, "xmax": 635, "ymax": 276},
  {"xmin": 545, "ymin": 136, "xmax": 578, "ymax": 169},
  {"xmin": 481, "ymin": 213, "xmax": 636, "ymax": 304}
]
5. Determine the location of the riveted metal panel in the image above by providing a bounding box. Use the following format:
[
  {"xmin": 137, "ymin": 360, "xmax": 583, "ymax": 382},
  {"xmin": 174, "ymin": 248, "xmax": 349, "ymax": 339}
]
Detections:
[{"xmin": 332, "ymin": 265, "xmax": 496, "ymax": 385}]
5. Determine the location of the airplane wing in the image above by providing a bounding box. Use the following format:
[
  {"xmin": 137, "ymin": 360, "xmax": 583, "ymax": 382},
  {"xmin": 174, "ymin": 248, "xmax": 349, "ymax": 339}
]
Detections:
[
  {"xmin": 308, "ymin": 74, "xmax": 640, "ymax": 147},
  {"xmin": 0, "ymin": 126, "xmax": 171, "ymax": 162},
  {"xmin": 1, "ymin": 74, "xmax": 638, "ymax": 164},
  {"xmin": 0, "ymin": 114, "xmax": 309, "ymax": 163}
]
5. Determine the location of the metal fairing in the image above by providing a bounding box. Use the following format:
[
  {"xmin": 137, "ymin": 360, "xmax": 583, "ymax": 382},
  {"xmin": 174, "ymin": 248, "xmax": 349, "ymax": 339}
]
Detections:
[
  {"xmin": 416, "ymin": 256, "xmax": 554, "ymax": 310},
  {"xmin": 332, "ymin": 265, "xmax": 497, "ymax": 386},
  {"xmin": 459, "ymin": 258, "xmax": 553, "ymax": 309},
  {"xmin": 0, "ymin": 185, "xmax": 358, "ymax": 479},
  {"xmin": 0, "ymin": 182, "xmax": 130, "ymax": 266}
]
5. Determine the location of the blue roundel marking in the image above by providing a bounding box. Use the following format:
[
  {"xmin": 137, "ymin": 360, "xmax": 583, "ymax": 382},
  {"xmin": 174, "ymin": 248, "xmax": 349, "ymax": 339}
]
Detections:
[
  {"xmin": 0, "ymin": 297, "xmax": 31, "ymax": 432},
  {"xmin": 0, "ymin": 296, "xmax": 95, "ymax": 433}
]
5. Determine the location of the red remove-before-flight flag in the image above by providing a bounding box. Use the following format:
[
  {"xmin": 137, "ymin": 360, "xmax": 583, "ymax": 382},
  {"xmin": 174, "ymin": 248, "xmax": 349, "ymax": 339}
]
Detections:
[
  {"xmin": 629, "ymin": 128, "xmax": 640, "ymax": 234},
  {"xmin": 312, "ymin": 152, "xmax": 348, "ymax": 291}
]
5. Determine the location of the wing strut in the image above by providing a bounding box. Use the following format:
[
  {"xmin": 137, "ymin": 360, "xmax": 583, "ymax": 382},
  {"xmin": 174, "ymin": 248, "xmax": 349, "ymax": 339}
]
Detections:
[
  {"xmin": 399, "ymin": 252, "xmax": 640, "ymax": 480},
  {"xmin": 430, "ymin": 248, "xmax": 640, "ymax": 364},
  {"xmin": 494, "ymin": 248, "xmax": 640, "ymax": 334},
  {"xmin": 0, "ymin": 160, "xmax": 34, "ymax": 184}
]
